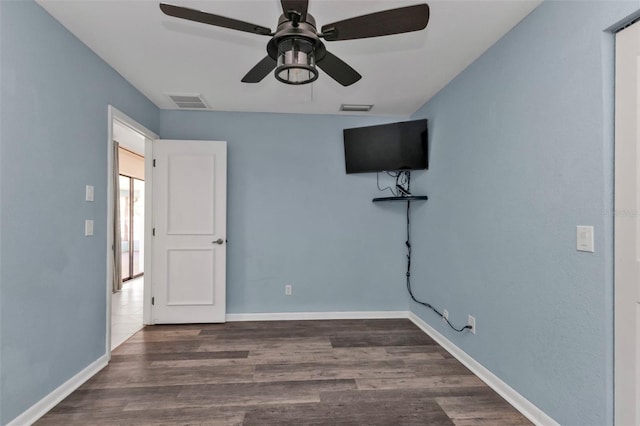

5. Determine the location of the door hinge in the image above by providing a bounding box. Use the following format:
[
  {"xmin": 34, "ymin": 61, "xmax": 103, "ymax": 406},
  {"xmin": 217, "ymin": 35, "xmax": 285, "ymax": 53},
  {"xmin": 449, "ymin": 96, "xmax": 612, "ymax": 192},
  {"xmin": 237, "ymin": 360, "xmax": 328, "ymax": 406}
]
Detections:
[
  {"xmin": 151, "ymin": 297, "xmax": 155, "ymax": 305},
  {"xmin": 153, "ymin": 159, "xmax": 156, "ymax": 167},
  {"xmin": 152, "ymin": 228, "xmax": 155, "ymax": 236}
]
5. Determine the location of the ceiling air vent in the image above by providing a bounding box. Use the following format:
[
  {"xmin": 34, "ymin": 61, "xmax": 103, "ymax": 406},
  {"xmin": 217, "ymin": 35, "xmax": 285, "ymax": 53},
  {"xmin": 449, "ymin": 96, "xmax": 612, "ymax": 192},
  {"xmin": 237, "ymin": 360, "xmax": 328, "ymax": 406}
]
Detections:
[
  {"xmin": 167, "ymin": 94, "xmax": 208, "ymax": 109},
  {"xmin": 340, "ymin": 104, "xmax": 373, "ymax": 112}
]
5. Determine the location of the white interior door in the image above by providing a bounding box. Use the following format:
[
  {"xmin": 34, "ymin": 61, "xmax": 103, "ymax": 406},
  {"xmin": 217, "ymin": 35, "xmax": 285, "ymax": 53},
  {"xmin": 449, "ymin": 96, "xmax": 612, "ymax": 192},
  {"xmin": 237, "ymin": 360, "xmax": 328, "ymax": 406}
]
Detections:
[
  {"xmin": 151, "ymin": 140, "xmax": 226, "ymax": 323},
  {"xmin": 614, "ymin": 19, "xmax": 640, "ymax": 426}
]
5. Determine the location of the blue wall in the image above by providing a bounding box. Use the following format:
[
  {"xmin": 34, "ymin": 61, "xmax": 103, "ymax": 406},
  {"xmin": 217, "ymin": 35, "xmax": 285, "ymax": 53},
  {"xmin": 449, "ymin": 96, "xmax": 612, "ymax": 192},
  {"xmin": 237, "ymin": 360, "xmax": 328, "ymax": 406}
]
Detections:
[
  {"xmin": 0, "ymin": 1, "xmax": 159, "ymax": 423},
  {"xmin": 409, "ymin": 1, "xmax": 639, "ymax": 424},
  {"xmin": 160, "ymin": 111, "xmax": 411, "ymax": 314}
]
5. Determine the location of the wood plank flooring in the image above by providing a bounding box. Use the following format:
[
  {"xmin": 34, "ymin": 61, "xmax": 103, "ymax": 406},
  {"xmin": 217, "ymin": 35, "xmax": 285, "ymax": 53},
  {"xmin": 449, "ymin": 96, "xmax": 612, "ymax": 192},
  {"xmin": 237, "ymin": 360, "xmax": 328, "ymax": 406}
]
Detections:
[{"xmin": 37, "ymin": 319, "xmax": 531, "ymax": 425}]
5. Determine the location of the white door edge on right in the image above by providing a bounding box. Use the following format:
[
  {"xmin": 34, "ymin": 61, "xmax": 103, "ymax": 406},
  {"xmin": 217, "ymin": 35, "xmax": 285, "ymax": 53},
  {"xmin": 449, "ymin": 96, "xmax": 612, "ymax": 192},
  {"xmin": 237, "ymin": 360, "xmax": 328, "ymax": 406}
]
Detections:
[{"xmin": 614, "ymin": 19, "xmax": 640, "ymax": 426}]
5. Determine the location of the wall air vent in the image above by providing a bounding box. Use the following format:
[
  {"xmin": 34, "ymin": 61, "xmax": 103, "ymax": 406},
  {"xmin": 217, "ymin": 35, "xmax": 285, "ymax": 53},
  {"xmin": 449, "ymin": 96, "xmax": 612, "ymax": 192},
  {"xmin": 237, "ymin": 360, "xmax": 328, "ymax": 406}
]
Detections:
[
  {"xmin": 340, "ymin": 104, "xmax": 373, "ymax": 112},
  {"xmin": 167, "ymin": 94, "xmax": 208, "ymax": 109}
]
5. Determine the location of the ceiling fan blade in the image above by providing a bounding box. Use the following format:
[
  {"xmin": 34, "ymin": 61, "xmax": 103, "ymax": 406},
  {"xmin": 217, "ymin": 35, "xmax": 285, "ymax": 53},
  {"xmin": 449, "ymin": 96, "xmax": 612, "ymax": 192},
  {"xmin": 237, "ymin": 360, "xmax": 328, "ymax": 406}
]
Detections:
[
  {"xmin": 280, "ymin": 0, "xmax": 308, "ymax": 22},
  {"xmin": 316, "ymin": 51, "xmax": 361, "ymax": 86},
  {"xmin": 241, "ymin": 56, "xmax": 277, "ymax": 83},
  {"xmin": 321, "ymin": 4, "xmax": 429, "ymax": 41},
  {"xmin": 160, "ymin": 3, "xmax": 272, "ymax": 36}
]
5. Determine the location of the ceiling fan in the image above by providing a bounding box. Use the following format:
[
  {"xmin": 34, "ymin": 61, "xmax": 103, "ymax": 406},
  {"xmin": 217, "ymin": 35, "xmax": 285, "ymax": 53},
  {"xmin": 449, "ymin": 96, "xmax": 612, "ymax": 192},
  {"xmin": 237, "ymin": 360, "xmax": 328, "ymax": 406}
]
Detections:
[{"xmin": 159, "ymin": 1, "xmax": 430, "ymax": 86}]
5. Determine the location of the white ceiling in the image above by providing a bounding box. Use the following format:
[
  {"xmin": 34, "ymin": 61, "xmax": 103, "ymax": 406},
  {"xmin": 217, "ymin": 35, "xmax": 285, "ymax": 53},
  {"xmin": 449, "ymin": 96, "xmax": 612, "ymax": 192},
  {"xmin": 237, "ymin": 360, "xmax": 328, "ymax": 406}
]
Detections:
[{"xmin": 37, "ymin": 0, "xmax": 541, "ymax": 117}]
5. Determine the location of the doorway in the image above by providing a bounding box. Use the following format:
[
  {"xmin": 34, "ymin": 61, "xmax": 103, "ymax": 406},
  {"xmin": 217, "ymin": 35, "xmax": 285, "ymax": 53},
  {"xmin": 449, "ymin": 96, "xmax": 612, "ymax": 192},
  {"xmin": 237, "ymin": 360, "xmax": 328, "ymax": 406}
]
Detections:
[
  {"xmin": 119, "ymin": 154, "xmax": 145, "ymax": 282},
  {"xmin": 107, "ymin": 106, "xmax": 158, "ymax": 353}
]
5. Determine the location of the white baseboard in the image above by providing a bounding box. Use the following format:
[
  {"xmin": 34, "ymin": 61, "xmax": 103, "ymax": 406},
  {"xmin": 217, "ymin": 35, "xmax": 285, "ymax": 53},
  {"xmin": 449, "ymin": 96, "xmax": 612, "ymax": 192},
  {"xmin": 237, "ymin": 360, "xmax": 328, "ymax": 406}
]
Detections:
[
  {"xmin": 408, "ymin": 312, "xmax": 559, "ymax": 426},
  {"xmin": 226, "ymin": 310, "xmax": 410, "ymax": 322},
  {"xmin": 7, "ymin": 354, "xmax": 109, "ymax": 426}
]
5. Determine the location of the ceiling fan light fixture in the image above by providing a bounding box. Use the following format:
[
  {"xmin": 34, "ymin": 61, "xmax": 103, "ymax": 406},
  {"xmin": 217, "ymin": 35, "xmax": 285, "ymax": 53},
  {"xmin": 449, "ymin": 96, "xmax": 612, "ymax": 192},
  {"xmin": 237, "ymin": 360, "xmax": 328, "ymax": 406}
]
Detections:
[
  {"xmin": 275, "ymin": 37, "xmax": 318, "ymax": 85},
  {"xmin": 160, "ymin": 2, "xmax": 431, "ymax": 87}
]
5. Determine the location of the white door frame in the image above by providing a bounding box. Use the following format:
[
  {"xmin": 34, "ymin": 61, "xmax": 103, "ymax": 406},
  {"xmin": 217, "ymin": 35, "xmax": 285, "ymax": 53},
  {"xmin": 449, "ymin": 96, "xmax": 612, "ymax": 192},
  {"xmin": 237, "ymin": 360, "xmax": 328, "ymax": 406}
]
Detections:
[
  {"xmin": 106, "ymin": 105, "xmax": 158, "ymax": 356},
  {"xmin": 614, "ymin": 19, "xmax": 640, "ymax": 426}
]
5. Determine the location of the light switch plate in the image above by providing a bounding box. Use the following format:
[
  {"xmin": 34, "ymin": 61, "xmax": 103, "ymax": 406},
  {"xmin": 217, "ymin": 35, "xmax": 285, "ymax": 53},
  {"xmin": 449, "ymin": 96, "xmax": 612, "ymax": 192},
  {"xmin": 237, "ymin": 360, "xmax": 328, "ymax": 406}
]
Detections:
[
  {"xmin": 577, "ymin": 226, "xmax": 594, "ymax": 252},
  {"xmin": 85, "ymin": 220, "xmax": 94, "ymax": 236},
  {"xmin": 85, "ymin": 185, "xmax": 94, "ymax": 202}
]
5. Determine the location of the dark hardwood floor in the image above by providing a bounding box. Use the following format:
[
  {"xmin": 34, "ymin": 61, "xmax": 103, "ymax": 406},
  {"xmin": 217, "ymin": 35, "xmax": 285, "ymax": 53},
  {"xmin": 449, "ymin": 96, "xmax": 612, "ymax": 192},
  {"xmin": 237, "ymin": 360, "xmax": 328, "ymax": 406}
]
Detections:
[{"xmin": 37, "ymin": 319, "xmax": 532, "ymax": 425}]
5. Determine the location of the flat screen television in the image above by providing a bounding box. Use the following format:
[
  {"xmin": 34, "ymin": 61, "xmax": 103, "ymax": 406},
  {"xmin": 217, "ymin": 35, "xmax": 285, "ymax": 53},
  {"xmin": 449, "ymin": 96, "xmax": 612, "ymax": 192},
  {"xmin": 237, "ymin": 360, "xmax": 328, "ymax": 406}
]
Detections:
[{"xmin": 343, "ymin": 119, "xmax": 428, "ymax": 174}]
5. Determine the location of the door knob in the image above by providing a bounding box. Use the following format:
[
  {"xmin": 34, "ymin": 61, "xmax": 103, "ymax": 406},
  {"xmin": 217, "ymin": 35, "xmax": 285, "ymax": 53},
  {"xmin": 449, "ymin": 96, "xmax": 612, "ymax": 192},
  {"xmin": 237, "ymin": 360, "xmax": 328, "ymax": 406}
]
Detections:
[{"xmin": 213, "ymin": 238, "xmax": 224, "ymax": 245}]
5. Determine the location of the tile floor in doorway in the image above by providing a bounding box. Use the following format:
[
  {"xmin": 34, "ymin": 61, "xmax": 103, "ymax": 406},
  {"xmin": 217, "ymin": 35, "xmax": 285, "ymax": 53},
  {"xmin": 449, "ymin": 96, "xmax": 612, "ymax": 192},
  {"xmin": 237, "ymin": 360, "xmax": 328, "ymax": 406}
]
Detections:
[{"xmin": 111, "ymin": 277, "xmax": 144, "ymax": 350}]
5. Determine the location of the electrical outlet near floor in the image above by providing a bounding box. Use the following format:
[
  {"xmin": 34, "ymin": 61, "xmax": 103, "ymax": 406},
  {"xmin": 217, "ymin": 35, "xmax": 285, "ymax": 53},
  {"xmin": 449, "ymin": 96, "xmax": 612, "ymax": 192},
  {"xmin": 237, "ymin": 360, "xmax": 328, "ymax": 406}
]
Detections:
[
  {"xmin": 443, "ymin": 309, "xmax": 449, "ymax": 322},
  {"xmin": 285, "ymin": 284, "xmax": 292, "ymax": 296},
  {"xmin": 467, "ymin": 315, "xmax": 476, "ymax": 334}
]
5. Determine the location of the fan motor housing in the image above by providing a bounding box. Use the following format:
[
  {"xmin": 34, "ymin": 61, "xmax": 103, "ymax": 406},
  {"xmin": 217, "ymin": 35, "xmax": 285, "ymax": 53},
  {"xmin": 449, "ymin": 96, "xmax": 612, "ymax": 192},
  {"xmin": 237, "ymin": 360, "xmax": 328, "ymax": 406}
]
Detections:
[{"xmin": 267, "ymin": 13, "xmax": 325, "ymax": 62}]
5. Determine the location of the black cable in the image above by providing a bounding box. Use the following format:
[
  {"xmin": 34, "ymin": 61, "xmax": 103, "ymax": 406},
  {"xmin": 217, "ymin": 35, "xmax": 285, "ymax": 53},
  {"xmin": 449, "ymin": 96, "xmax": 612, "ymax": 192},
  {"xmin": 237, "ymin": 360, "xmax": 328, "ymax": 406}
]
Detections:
[
  {"xmin": 395, "ymin": 171, "xmax": 411, "ymax": 196},
  {"xmin": 377, "ymin": 172, "xmax": 397, "ymax": 196},
  {"xmin": 404, "ymin": 189, "xmax": 471, "ymax": 333},
  {"xmin": 374, "ymin": 171, "xmax": 470, "ymax": 332}
]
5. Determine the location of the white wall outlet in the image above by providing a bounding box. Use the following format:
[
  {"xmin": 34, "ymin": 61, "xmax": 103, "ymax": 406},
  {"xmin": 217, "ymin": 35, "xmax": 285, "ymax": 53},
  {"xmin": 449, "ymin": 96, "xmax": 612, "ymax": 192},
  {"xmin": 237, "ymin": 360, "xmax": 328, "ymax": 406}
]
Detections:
[
  {"xmin": 443, "ymin": 309, "xmax": 449, "ymax": 322},
  {"xmin": 85, "ymin": 185, "xmax": 94, "ymax": 202},
  {"xmin": 467, "ymin": 315, "xmax": 476, "ymax": 334},
  {"xmin": 84, "ymin": 219, "xmax": 94, "ymax": 236},
  {"xmin": 576, "ymin": 225, "xmax": 594, "ymax": 252},
  {"xmin": 285, "ymin": 284, "xmax": 292, "ymax": 296}
]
